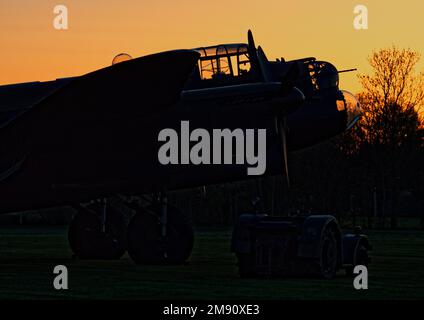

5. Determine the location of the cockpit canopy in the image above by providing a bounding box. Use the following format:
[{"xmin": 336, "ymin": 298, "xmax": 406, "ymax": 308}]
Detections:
[{"xmin": 193, "ymin": 43, "xmax": 252, "ymax": 81}]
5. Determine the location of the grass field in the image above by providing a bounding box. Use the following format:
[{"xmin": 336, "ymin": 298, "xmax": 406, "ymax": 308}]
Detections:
[{"xmin": 0, "ymin": 226, "xmax": 423, "ymax": 300}]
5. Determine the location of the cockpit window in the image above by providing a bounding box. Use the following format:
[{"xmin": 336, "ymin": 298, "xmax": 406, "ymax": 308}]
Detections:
[
  {"xmin": 217, "ymin": 46, "xmax": 230, "ymax": 73},
  {"xmin": 194, "ymin": 44, "xmax": 251, "ymax": 81},
  {"xmin": 199, "ymin": 59, "xmax": 216, "ymax": 80},
  {"xmin": 237, "ymin": 46, "xmax": 251, "ymax": 77}
]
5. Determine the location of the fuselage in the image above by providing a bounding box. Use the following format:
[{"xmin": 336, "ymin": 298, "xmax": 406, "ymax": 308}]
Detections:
[{"xmin": 0, "ymin": 45, "xmax": 359, "ymax": 214}]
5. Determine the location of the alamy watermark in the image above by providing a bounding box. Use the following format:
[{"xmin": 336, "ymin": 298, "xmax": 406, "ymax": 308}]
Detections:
[
  {"xmin": 53, "ymin": 5, "xmax": 68, "ymax": 30},
  {"xmin": 53, "ymin": 265, "xmax": 68, "ymax": 290},
  {"xmin": 51, "ymin": 5, "xmax": 368, "ymax": 32},
  {"xmin": 158, "ymin": 121, "xmax": 267, "ymax": 176},
  {"xmin": 354, "ymin": 5, "xmax": 368, "ymax": 30},
  {"xmin": 353, "ymin": 265, "xmax": 368, "ymax": 290}
]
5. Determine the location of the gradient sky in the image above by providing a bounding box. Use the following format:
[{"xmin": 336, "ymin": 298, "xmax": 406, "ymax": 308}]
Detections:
[{"xmin": 1, "ymin": 0, "xmax": 424, "ymax": 94}]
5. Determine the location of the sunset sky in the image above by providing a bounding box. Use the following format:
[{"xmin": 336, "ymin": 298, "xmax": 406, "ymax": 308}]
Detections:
[{"xmin": 1, "ymin": 0, "xmax": 424, "ymax": 94}]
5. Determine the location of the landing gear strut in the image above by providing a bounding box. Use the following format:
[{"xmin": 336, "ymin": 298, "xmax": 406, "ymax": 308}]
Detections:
[
  {"xmin": 68, "ymin": 199, "xmax": 127, "ymax": 260},
  {"xmin": 127, "ymin": 193, "xmax": 194, "ymax": 265}
]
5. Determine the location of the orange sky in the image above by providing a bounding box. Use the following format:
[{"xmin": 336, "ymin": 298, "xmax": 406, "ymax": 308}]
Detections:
[{"xmin": 1, "ymin": 0, "xmax": 424, "ymax": 95}]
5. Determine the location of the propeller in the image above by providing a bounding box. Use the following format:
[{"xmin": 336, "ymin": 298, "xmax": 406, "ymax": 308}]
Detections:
[
  {"xmin": 247, "ymin": 30, "xmax": 263, "ymax": 81},
  {"xmin": 247, "ymin": 30, "xmax": 293, "ymax": 187},
  {"xmin": 275, "ymin": 63, "xmax": 299, "ymax": 188},
  {"xmin": 275, "ymin": 117, "xmax": 289, "ymax": 187}
]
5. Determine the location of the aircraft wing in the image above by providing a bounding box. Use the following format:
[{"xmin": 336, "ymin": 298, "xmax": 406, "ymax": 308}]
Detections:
[
  {"xmin": 1, "ymin": 49, "xmax": 199, "ymax": 132},
  {"xmin": 0, "ymin": 50, "xmax": 199, "ymax": 182},
  {"xmin": 0, "ymin": 78, "xmax": 74, "ymax": 129}
]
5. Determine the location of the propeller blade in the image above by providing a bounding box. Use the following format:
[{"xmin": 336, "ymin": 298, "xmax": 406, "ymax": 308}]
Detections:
[
  {"xmin": 247, "ymin": 30, "xmax": 264, "ymax": 81},
  {"xmin": 257, "ymin": 46, "xmax": 272, "ymax": 82},
  {"xmin": 277, "ymin": 117, "xmax": 290, "ymax": 188}
]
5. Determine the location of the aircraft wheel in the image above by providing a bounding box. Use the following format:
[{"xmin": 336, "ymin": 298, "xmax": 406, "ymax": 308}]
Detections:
[
  {"xmin": 68, "ymin": 205, "xmax": 127, "ymax": 260},
  {"xmin": 314, "ymin": 225, "xmax": 338, "ymax": 279},
  {"xmin": 127, "ymin": 205, "xmax": 194, "ymax": 265}
]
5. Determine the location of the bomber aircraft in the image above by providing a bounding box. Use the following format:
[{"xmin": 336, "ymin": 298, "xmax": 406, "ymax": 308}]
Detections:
[{"xmin": 0, "ymin": 31, "xmax": 368, "ymax": 278}]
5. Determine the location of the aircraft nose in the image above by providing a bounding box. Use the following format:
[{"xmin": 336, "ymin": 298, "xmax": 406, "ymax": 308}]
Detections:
[{"xmin": 340, "ymin": 90, "xmax": 362, "ymax": 130}]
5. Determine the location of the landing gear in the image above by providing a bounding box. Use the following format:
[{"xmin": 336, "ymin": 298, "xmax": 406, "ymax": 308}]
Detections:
[
  {"xmin": 68, "ymin": 200, "xmax": 127, "ymax": 260},
  {"xmin": 68, "ymin": 194, "xmax": 193, "ymax": 264},
  {"xmin": 127, "ymin": 202, "xmax": 194, "ymax": 265}
]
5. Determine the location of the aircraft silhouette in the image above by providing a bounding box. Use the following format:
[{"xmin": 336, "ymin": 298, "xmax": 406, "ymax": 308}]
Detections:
[{"xmin": 0, "ymin": 31, "xmax": 368, "ymax": 278}]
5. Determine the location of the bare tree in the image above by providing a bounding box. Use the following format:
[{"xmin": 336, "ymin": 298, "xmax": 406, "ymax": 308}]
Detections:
[
  {"xmin": 359, "ymin": 47, "xmax": 424, "ymax": 111},
  {"xmin": 355, "ymin": 46, "xmax": 424, "ymax": 228}
]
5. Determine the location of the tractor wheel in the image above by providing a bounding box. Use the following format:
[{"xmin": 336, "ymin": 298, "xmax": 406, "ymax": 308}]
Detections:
[
  {"xmin": 345, "ymin": 244, "xmax": 370, "ymax": 276},
  {"xmin": 314, "ymin": 225, "xmax": 338, "ymax": 279}
]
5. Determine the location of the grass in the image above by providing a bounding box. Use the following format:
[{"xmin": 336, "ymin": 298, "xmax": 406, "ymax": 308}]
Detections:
[{"xmin": 0, "ymin": 226, "xmax": 423, "ymax": 299}]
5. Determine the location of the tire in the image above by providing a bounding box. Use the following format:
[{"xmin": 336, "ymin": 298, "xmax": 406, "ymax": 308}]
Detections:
[
  {"xmin": 314, "ymin": 225, "xmax": 338, "ymax": 279},
  {"xmin": 127, "ymin": 205, "xmax": 194, "ymax": 265},
  {"xmin": 68, "ymin": 205, "xmax": 127, "ymax": 260},
  {"xmin": 345, "ymin": 244, "xmax": 370, "ymax": 276}
]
